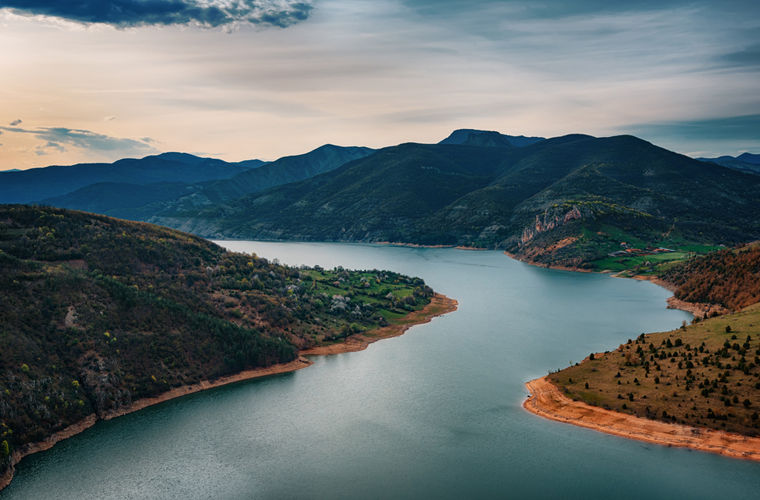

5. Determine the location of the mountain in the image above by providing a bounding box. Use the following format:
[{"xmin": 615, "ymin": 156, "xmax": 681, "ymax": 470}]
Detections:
[
  {"xmin": 153, "ymin": 134, "xmax": 760, "ymax": 268},
  {"xmin": 40, "ymin": 144, "xmax": 374, "ymax": 221},
  {"xmin": 698, "ymin": 152, "xmax": 760, "ymax": 175},
  {"xmin": 0, "ymin": 153, "xmax": 264, "ymax": 204},
  {"xmin": 41, "ymin": 182, "xmax": 193, "ymax": 220},
  {"xmin": 0, "ymin": 205, "xmax": 435, "ymax": 486},
  {"xmin": 439, "ymin": 129, "xmax": 545, "ymax": 148},
  {"xmin": 152, "ymin": 144, "xmax": 375, "ymax": 211}
]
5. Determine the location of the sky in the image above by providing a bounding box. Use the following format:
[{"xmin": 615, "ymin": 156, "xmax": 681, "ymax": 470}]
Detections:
[{"xmin": 0, "ymin": 0, "xmax": 758, "ymax": 170}]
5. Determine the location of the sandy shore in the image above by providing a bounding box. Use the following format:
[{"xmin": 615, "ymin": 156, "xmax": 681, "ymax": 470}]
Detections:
[
  {"xmin": 1, "ymin": 293, "xmax": 457, "ymax": 492},
  {"xmin": 524, "ymin": 376, "xmax": 760, "ymax": 462},
  {"xmin": 510, "ymin": 253, "xmax": 754, "ymax": 460}
]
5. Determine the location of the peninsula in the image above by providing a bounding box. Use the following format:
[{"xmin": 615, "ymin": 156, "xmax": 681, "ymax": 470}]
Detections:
[
  {"xmin": 524, "ymin": 244, "xmax": 760, "ymax": 460},
  {"xmin": 0, "ymin": 205, "xmax": 456, "ymax": 491}
]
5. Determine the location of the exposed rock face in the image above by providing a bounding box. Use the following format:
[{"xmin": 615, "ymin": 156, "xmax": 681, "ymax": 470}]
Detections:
[
  {"xmin": 64, "ymin": 306, "xmax": 78, "ymax": 329},
  {"xmin": 520, "ymin": 205, "xmax": 585, "ymax": 245}
]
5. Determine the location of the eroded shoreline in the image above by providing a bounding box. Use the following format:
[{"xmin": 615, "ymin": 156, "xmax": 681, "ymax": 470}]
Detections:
[
  {"xmin": 524, "ymin": 376, "xmax": 760, "ymax": 462},
  {"xmin": 1, "ymin": 293, "xmax": 458, "ymax": 492}
]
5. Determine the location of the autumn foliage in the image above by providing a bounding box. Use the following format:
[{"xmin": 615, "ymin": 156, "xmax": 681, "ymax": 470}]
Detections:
[{"xmin": 662, "ymin": 243, "xmax": 760, "ymax": 311}]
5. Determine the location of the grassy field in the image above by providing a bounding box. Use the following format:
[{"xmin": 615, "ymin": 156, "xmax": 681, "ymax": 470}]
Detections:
[
  {"xmin": 549, "ymin": 303, "xmax": 760, "ymax": 436},
  {"xmin": 590, "ymin": 251, "xmax": 692, "ymax": 274}
]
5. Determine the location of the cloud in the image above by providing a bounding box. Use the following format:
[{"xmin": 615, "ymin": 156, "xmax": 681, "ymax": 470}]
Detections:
[
  {"xmin": 35, "ymin": 141, "xmax": 66, "ymax": 156},
  {"xmin": 0, "ymin": 125, "xmax": 159, "ymax": 157},
  {"xmin": 625, "ymin": 114, "xmax": 760, "ymax": 142},
  {"xmin": 0, "ymin": 0, "xmax": 313, "ymax": 28},
  {"xmin": 9, "ymin": 119, "xmax": 21, "ymax": 126},
  {"xmin": 715, "ymin": 43, "xmax": 760, "ymax": 70},
  {"xmin": 620, "ymin": 114, "xmax": 760, "ymax": 156}
]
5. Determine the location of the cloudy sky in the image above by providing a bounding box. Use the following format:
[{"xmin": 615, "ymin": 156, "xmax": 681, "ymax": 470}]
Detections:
[{"xmin": 1, "ymin": 0, "xmax": 758, "ymax": 169}]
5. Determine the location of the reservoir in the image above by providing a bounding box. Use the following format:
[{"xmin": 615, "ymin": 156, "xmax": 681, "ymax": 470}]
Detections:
[{"xmin": 4, "ymin": 242, "xmax": 760, "ymax": 499}]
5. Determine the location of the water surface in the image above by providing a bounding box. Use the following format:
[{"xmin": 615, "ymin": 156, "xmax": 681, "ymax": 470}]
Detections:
[{"xmin": 4, "ymin": 242, "xmax": 760, "ymax": 499}]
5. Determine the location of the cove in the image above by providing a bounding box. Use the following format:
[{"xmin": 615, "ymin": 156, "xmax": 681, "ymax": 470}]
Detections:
[{"xmin": 3, "ymin": 242, "xmax": 760, "ymax": 499}]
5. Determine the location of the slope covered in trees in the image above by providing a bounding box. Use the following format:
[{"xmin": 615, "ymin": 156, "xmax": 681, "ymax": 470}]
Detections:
[
  {"xmin": 662, "ymin": 243, "xmax": 760, "ymax": 311},
  {"xmin": 40, "ymin": 145, "xmax": 374, "ymax": 221},
  {"xmin": 153, "ymin": 135, "xmax": 760, "ymax": 269},
  {"xmin": 548, "ymin": 303, "xmax": 760, "ymax": 437},
  {"xmin": 0, "ymin": 205, "xmax": 434, "ymax": 482}
]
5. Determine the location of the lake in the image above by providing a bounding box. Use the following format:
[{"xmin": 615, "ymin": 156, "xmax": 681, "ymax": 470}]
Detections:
[{"xmin": 4, "ymin": 242, "xmax": 760, "ymax": 499}]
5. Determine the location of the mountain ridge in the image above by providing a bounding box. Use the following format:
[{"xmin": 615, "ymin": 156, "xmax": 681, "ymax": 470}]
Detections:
[
  {"xmin": 438, "ymin": 129, "xmax": 545, "ymax": 148},
  {"xmin": 0, "ymin": 152, "xmax": 264, "ymax": 204},
  {"xmin": 148, "ymin": 133, "xmax": 760, "ymax": 269},
  {"xmin": 698, "ymin": 152, "xmax": 760, "ymax": 175},
  {"xmin": 36, "ymin": 144, "xmax": 375, "ymax": 220}
]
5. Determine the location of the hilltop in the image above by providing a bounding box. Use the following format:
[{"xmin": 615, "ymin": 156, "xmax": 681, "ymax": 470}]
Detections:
[
  {"xmin": 0, "ymin": 205, "xmax": 450, "ymax": 489},
  {"xmin": 438, "ymin": 129, "xmax": 545, "ymax": 148}
]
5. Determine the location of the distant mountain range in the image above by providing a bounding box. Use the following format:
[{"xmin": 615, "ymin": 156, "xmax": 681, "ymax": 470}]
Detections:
[
  {"xmin": 698, "ymin": 152, "xmax": 760, "ymax": 175},
  {"xmin": 0, "ymin": 152, "xmax": 265, "ymax": 204},
  {"xmin": 4, "ymin": 130, "xmax": 760, "ymax": 268},
  {"xmin": 39, "ymin": 144, "xmax": 374, "ymax": 220}
]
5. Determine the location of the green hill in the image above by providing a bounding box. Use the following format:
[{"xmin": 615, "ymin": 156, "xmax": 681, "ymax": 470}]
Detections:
[
  {"xmin": 155, "ymin": 134, "xmax": 760, "ymax": 268},
  {"xmin": 0, "ymin": 205, "xmax": 434, "ymax": 482}
]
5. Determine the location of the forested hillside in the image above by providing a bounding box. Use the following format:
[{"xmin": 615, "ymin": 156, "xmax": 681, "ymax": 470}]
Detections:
[
  {"xmin": 41, "ymin": 145, "xmax": 374, "ymax": 221},
  {"xmin": 0, "ymin": 205, "xmax": 434, "ymax": 481},
  {"xmin": 662, "ymin": 243, "xmax": 760, "ymax": 311},
  {"xmin": 151, "ymin": 134, "xmax": 760, "ymax": 269}
]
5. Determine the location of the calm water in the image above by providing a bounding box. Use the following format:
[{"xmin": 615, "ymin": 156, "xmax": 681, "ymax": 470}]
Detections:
[{"xmin": 4, "ymin": 242, "xmax": 760, "ymax": 499}]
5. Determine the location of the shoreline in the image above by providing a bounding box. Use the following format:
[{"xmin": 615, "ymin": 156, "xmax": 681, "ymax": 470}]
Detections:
[
  {"xmin": 523, "ymin": 376, "xmax": 760, "ymax": 462},
  {"xmin": 503, "ymin": 250, "xmax": 726, "ymax": 317},
  {"xmin": 510, "ymin": 250, "xmax": 754, "ymax": 461},
  {"xmin": 502, "ymin": 250, "xmax": 593, "ymax": 273},
  {"xmin": 627, "ymin": 274, "xmax": 728, "ymax": 317},
  {"xmin": 374, "ymin": 241, "xmax": 486, "ymax": 251},
  {"xmin": 1, "ymin": 293, "xmax": 457, "ymax": 492},
  {"xmin": 301, "ymin": 293, "xmax": 458, "ymax": 356}
]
